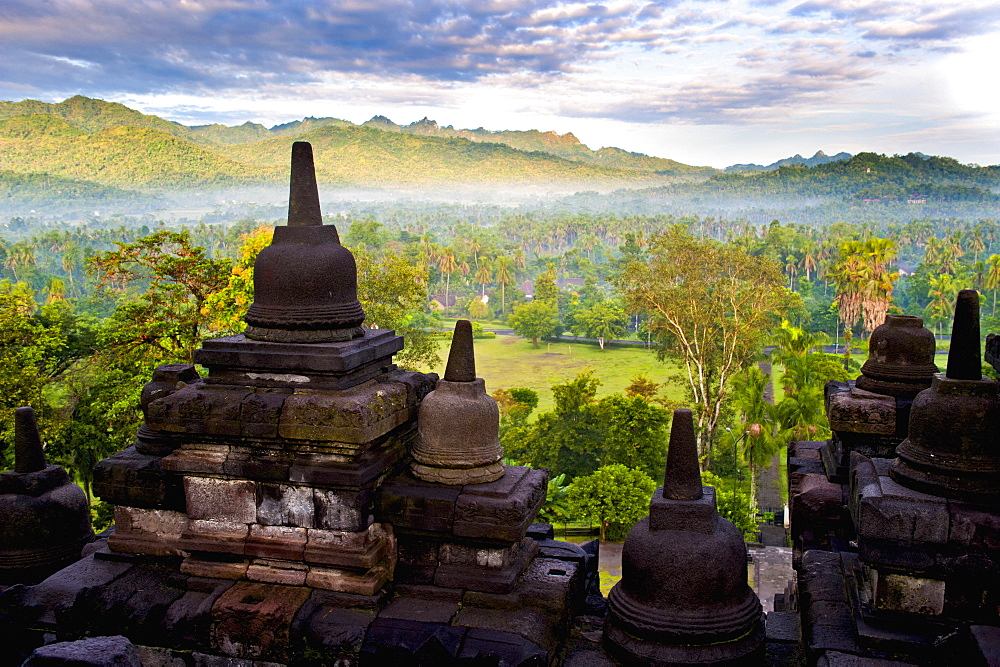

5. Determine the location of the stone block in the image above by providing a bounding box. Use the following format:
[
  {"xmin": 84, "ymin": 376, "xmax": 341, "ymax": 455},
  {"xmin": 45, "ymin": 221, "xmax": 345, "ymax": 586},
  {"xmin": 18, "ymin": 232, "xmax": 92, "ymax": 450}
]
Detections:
[
  {"xmin": 314, "ymin": 487, "xmax": 371, "ymax": 531},
  {"xmin": 518, "ymin": 557, "xmax": 580, "ymax": 615},
  {"xmin": 289, "ymin": 429, "xmax": 410, "ymax": 488},
  {"xmin": 290, "ymin": 595, "xmax": 376, "ymax": 662},
  {"xmin": 380, "ymin": 595, "xmax": 460, "ymax": 623},
  {"xmin": 147, "ymin": 385, "xmax": 252, "ymax": 437},
  {"xmin": 162, "ymin": 444, "xmax": 231, "ymax": 476},
  {"xmin": 378, "ymin": 471, "xmax": 462, "ymax": 534},
  {"xmin": 393, "ymin": 535, "xmax": 440, "ymax": 584},
  {"xmin": 185, "ymin": 478, "xmax": 256, "ymax": 524},
  {"xmin": 256, "ymin": 483, "xmax": 314, "ymax": 528},
  {"xmin": 162, "ymin": 578, "xmax": 236, "ymax": 650},
  {"xmin": 828, "ymin": 388, "xmax": 896, "ymax": 435},
  {"xmin": 180, "ymin": 558, "xmax": 249, "ymax": 580},
  {"xmin": 649, "ymin": 487, "xmax": 717, "ymax": 533},
  {"xmin": 180, "ymin": 520, "xmax": 249, "ymax": 555},
  {"xmin": 871, "ymin": 571, "xmax": 945, "ymax": 615},
  {"xmin": 109, "ymin": 506, "xmax": 187, "ymax": 557},
  {"xmin": 1, "ymin": 553, "xmax": 134, "ymax": 628},
  {"xmin": 246, "ymin": 559, "xmax": 308, "ymax": 586},
  {"xmin": 239, "ymin": 390, "xmax": 289, "ymax": 439},
  {"xmin": 947, "ymin": 500, "xmax": 1000, "ymax": 549},
  {"xmin": 454, "ymin": 605, "xmax": 557, "ymax": 653},
  {"xmin": 304, "ymin": 523, "xmax": 393, "ymax": 570},
  {"xmin": 278, "ymin": 381, "xmax": 411, "ymax": 445},
  {"xmin": 221, "ymin": 446, "xmax": 291, "ymax": 481},
  {"xmin": 457, "ymin": 627, "xmax": 547, "ymax": 664},
  {"xmin": 435, "ymin": 537, "xmax": 538, "ymax": 594},
  {"xmin": 453, "ymin": 466, "xmax": 547, "ymax": 543},
  {"xmin": 306, "ymin": 564, "xmax": 390, "ymax": 596},
  {"xmin": 858, "ymin": 478, "xmax": 950, "ymax": 547},
  {"xmin": 361, "ymin": 618, "xmax": 467, "ymax": 663},
  {"xmin": 80, "ymin": 563, "xmax": 188, "ymax": 644},
  {"xmin": 210, "ymin": 581, "xmax": 312, "ymax": 662},
  {"xmin": 245, "ymin": 525, "xmax": 307, "ymax": 561},
  {"xmin": 23, "ymin": 635, "xmax": 141, "ymax": 666},
  {"xmin": 92, "ymin": 445, "xmax": 185, "ymax": 511}
]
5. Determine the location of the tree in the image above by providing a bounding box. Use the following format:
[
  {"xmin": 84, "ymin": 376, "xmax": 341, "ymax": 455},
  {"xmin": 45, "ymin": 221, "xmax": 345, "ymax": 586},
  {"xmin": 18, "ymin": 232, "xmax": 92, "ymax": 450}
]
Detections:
[
  {"xmin": 578, "ymin": 300, "xmax": 628, "ymax": 350},
  {"xmin": 568, "ymin": 464, "xmax": 656, "ymax": 541},
  {"xmin": 89, "ymin": 231, "xmax": 232, "ymax": 364},
  {"xmin": 437, "ymin": 248, "xmax": 458, "ymax": 309},
  {"xmin": 508, "ymin": 299, "xmax": 559, "ymax": 348},
  {"xmin": 595, "ymin": 393, "xmax": 670, "ymax": 480},
  {"xmin": 0, "ymin": 284, "xmax": 67, "ymax": 469},
  {"xmin": 494, "ymin": 255, "xmax": 513, "ymax": 315},
  {"xmin": 615, "ymin": 226, "xmax": 792, "ymax": 463}
]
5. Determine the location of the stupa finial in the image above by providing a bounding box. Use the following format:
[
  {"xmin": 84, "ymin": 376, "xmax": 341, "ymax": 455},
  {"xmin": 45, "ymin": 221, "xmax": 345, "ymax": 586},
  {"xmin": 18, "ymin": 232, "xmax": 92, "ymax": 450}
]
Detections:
[
  {"xmin": 663, "ymin": 408, "xmax": 702, "ymax": 501},
  {"xmin": 946, "ymin": 289, "xmax": 982, "ymax": 381},
  {"xmin": 287, "ymin": 141, "xmax": 324, "ymax": 228},
  {"xmin": 14, "ymin": 406, "xmax": 46, "ymax": 474},
  {"xmin": 443, "ymin": 320, "xmax": 476, "ymax": 382}
]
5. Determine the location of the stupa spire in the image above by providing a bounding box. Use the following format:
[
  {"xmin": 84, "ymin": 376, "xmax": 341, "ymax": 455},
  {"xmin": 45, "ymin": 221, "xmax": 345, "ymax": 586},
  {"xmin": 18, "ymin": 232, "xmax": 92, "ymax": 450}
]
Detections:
[
  {"xmin": 443, "ymin": 320, "xmax": 476, "ymax": 382},
  {"xmin": 663, "ymin": 408, "xmax": 702, "ymax": 500},
  {"xmin": 946, "ymin": 289, "xmax": 982, "ymax": 380},
  {"xmin": 287, "ymin": 141, "xmax": 325, "ymax": 229},
  {"xmin": 14, "ymin": 406, "xmax": 46, "ymax": 474}
]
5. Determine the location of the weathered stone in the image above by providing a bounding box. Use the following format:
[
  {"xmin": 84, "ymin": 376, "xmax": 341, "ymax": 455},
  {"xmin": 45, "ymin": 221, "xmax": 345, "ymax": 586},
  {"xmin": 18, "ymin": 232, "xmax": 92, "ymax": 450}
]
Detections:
[
  {"xmin": 456, "ymin": 627, "xmax": 547, "ymax": 664},
  {"xmin": 184, "ymin": 478, "xmax": 256, "ymax": 524},
  {"xmin": 361, "ymin": 618, "xmax": 468, "ymax": 663},
  {"xmin": 23, "ymin": 634, "xmax": 141, "ymax": 666},
  {"xmin": 245, "ymin": 524, "xmax": 307, "ymax": 561},
  {"xmin": 180, "ymin": 520, "xmax": 249, "ymax": 555},
  {"xmin": 146, "ymin": 385, "xmax": 252, "ymax": 436},
  {"xmin": 827, "ymin": 388, "xmax": 897, "ymax": 435},
  {"xmin": 210, "ymin": 581, "xmax": 312, "ymax": 661},
  {"xmin": 109, "ymin": 506, "xmax": 187, "ymax": 557},
  {"xmin": 246, "ymin": 559, "xmax": 308, "ymax": 586},
  {"xmin": 162, "ymin": 444, "xmax": 230, "ymax": 476},
  {"xmin": 161, "ymin": 577, "xmax": 236, "ymax": 650},
  {"xmin": 278, "ymin": 380, "xmax": 411, "ymax": 445},
  {"xmin": 303, "ymin": 523, "xmax": 393, "ymax": 570},
  {"xmin": 856, "ymin": 314, "xmax": 938, "ymax": 397},
  {"xmin": 305, "ymin": 564, "xmax": 390, "ymax": 596},
  {"xmin": 436, "ymin": 537, "xmax": 539, "ymax": 594},
  {"xmin": 378, "ymin": 472, "xmax": 462, "ymax": 534},
  {"xmin": 313, "ymin": 487, "xmax": 370, "ymax": 531},
  {"xmin": 239, "ymin": 390, "xmax": 288, "ymax": 439},
  {"xmin": 290, "ymin": 592, "xmax": 376, "ymax": 662},
  {"xmin": 180, "ymin": 558, "xmax": 249, "ymax": 581},
  {"xmin": 93, "ymin": 445, "xmax": 185, "ymax": 511},
  {"xmin": 255, "ymin": 483, "xmax": 313, "ymax": 528},
  {"xmin": 453, "ymin": 465, "xmax": 548, "ymax": 543},
  {"xmin": 871, "ymin": 571, "xmax": 945, "ymax": 615}
]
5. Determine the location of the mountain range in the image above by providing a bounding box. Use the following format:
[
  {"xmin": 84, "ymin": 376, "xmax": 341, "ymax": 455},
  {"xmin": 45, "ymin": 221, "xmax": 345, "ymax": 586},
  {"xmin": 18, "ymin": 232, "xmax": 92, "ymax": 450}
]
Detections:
[
  {"xmin": 1, "ymin": 96, "xmax": 997, "ymax": 212},
  {"xmin": 0, "ymin": 96, "xmax": 713, "ymax": 199}
]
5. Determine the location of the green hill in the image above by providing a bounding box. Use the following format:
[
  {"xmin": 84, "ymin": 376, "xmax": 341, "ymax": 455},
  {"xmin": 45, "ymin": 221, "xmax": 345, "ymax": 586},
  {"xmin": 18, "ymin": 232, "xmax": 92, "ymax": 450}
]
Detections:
[
  {"xmin": 652, "ymin": 152, "xmax": 1000, "ymax": 203},
  {"xmin": 219, "ymin": 124, "xmax": 661, "ymax": 187},
  {"xmin": 0, "ymin": 95, "xmax": 196, "ymax": 141},
  {"xmin": 0, "ymin": 116, "xmax": 274, "ymax": 188},
  {"xmin": 360, "ymin": 116, "xmax": 714, "ymax": 178}
]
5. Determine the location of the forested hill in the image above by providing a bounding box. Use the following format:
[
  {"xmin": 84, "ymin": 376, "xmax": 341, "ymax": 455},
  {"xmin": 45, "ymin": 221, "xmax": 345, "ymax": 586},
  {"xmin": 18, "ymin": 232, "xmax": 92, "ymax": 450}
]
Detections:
[
  {"xmin": 0, "ymin": 96, "xmax": 708, "ymax": 193},
  {"xmin": 651, "ymin": 152, "xmax": 1000, "ymax": 204}
]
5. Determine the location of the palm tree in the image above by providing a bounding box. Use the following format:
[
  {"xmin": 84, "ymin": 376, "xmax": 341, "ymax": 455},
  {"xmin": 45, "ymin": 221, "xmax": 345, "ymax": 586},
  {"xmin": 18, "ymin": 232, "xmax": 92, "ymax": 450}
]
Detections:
[
  {"xmin": 926, "ymin": 273, "xmax": 960, "ymax": 335},
  {"xmin": 474, "ymin": 258, "xmax": 492, "ymax": 298},
  {"xmin": 438, "ymin": 249, "xmax": 458, "ymax": 310},
  {"xmin": 495, "ymin": 255, "xmax": 513, "ymax": 315},
  {"xmin": 985, "ymin": 254, "xmax": 1000, "ymax": 315}
]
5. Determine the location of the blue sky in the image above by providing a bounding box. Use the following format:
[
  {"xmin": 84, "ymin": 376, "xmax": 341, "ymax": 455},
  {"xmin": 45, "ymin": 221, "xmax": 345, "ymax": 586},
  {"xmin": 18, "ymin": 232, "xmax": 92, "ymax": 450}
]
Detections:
[{"xmin": 3, "ymin": 0, "xmax": 999, "ymax": 168}]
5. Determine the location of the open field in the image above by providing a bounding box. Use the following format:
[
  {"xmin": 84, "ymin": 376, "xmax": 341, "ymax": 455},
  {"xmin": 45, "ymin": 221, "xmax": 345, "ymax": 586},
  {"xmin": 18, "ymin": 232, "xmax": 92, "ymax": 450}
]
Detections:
[{"xmin": 416, "ymin": 334, "xmax": 687, "ymax": 414}]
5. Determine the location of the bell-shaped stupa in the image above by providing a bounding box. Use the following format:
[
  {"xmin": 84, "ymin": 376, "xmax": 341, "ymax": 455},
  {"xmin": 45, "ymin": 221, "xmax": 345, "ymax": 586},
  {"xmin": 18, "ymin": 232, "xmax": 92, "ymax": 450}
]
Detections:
[
  {"xmin": 0, "ymin": 407, "xmax": 94, "ymax": 584},
  {"xmin": 410, "ymin": 320, "xmax": 504, "ymax": 484},
  {"xmin": 605, "ymin": 408, "xmax": 764, "ymax": 664},
  {"xmin": 890, "ymin": 290, "xmax": 1000, "ymax": 501},
  {"xmin": 856, "ymin": 313, "xmax": 938, "ymax": 397},
  {"xmin": 243, "ymin": 141, "xmax": 365, "ymax": 342}
]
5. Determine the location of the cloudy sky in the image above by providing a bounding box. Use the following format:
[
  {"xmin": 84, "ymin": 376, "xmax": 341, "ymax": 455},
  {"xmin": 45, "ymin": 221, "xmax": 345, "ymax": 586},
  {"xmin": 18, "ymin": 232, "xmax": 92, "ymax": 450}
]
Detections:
[{"xmin": 3, "ymin": 0, "xmax": 999, "ymax": 168}]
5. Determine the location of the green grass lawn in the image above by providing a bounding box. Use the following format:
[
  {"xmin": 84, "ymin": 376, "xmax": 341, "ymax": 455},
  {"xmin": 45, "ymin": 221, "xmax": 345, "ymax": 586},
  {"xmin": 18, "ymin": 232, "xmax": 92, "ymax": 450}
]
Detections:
[{"xmin": 415, "ymin": 334, "xmax": 687, "ymax": 413}]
